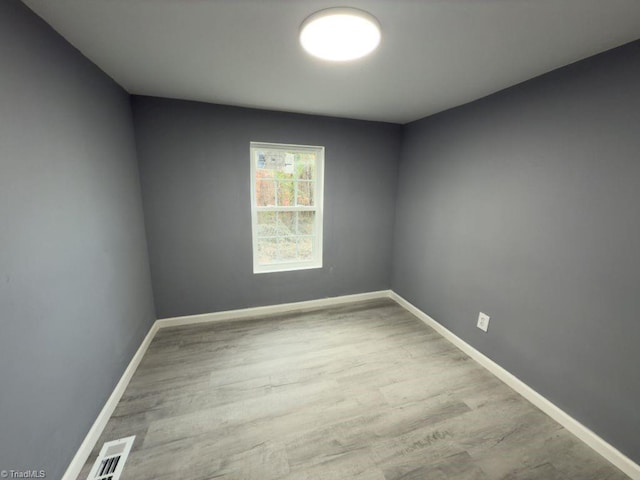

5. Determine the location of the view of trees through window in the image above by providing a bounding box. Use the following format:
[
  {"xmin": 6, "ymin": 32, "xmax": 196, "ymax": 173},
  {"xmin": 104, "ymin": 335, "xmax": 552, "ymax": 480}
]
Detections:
[
  {"xmin": 252, "ymin": 145, "xmax": 322, "ymax": 269},
  {"xmin": 255, "ymin": 151, "xmax": 315, "ymax": 207}
]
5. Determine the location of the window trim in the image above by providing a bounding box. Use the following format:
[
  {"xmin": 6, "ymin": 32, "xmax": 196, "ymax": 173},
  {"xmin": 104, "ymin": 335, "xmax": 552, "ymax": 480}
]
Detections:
[{"xmin": 250, "ymin": 141, "xmax": 325, "ymax": 274}]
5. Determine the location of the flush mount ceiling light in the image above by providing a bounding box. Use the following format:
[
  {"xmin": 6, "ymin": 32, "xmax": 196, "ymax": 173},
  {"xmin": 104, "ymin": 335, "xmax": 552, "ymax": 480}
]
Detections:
[{"xmin": 299, "ymin": 7, "xmax": 381, "ymax": 61}]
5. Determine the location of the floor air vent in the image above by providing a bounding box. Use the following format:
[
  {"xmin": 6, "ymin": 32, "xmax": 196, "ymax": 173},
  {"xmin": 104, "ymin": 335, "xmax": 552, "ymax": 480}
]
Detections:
[{"xmin": 87, "ymin": 435, "xmax": 135, "ymax": 480}]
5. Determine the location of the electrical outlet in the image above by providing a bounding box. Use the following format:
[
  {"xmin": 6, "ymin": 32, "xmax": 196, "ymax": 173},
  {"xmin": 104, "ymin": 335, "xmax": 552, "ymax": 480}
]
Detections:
[{"xmin": 477, "ymin": 312, "xmax": 490, "ymax": 332}]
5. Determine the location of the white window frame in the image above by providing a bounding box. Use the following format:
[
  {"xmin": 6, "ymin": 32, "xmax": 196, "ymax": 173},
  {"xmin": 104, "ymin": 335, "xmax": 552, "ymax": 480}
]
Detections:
[{"xmin": 250, "ymin": 142, "xmax": 324, "ymax": 274}]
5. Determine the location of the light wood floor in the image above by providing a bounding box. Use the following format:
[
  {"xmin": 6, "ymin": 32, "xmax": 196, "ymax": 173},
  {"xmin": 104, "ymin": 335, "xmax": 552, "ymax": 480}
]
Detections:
[{"xmin": 78, "ymin": 299, "xmax": 629, "ymax": 479}]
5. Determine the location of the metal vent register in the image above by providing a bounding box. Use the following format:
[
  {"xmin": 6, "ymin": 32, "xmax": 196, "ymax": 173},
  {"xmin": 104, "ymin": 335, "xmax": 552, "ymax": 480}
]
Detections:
[{"xmin": 87, "ymin": 436, "xmax": 135, "ymax": 480}]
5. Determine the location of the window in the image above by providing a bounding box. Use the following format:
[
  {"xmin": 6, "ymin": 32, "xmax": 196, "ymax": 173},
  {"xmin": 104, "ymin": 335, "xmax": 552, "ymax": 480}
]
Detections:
[{"xmin": 250, "ymin": 142, "xmax": 324, "ymax": 273}]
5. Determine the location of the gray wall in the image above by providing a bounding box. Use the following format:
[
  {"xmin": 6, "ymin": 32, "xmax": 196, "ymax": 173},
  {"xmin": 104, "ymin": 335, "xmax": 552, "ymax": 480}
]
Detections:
[
  {"xmin": 3, "ymin": 0, "xmax": 638, "ymax": 472},
  {"xmin": 392, "ymin": 40, "xmax": 640, "ymax": 462},
  {"xmin": 0, "ymin": 1, "xmax": 156, "ymax": 477},
  {"xmin": 132, "ymin": 97, "xmax": 401, "ymax": 318}
]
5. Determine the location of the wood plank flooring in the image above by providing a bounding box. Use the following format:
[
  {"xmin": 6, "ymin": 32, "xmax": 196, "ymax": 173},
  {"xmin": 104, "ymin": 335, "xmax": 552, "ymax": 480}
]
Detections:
[{"xmin": 77, "ymin": 299, "xmax": 629, "ymax": 479}]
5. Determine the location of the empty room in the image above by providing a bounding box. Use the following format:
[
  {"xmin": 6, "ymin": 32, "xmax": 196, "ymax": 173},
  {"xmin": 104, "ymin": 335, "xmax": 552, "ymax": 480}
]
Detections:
[{"xmin": 1, "ymin": 0, "xmax": 639, "ymax": 479}]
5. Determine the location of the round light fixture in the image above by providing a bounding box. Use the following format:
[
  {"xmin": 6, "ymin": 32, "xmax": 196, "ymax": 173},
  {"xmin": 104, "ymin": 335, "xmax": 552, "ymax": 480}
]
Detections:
[{"xmin": 299, "ymin": 7, "xmax": 381, "ymax": 61}]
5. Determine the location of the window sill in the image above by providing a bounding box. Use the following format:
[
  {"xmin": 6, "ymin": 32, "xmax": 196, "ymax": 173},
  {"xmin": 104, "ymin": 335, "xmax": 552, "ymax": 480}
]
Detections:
[{"xmin": 253, "ymin": 262, "xmax": 322, "ymax": 274}]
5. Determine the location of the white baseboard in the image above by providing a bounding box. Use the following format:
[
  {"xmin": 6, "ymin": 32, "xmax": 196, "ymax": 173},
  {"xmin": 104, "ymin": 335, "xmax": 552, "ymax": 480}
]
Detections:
[
  {"xmin": 389, "ymin": 291, "xmax": 640, "ymax": 480},
  {"xmin": 62, "ymin": 290, "xmax": 391, "ymax": 478},
  {"xmin": 156, "ymin": 290, "xmax": 393, "ymax": 328},
  {"xmin": 64, "ymin": 290, "xmax": 640, "ymax": 480},
  {"xmin": 61, "ymin": 322, "xmax": 160, "ymax": 480}
]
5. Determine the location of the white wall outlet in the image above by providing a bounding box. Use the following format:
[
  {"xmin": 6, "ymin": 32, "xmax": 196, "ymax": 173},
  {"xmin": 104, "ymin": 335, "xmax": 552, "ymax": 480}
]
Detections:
[{"xmin": 477, "ymin": 312, "xmax": 490, "ymax": 332}]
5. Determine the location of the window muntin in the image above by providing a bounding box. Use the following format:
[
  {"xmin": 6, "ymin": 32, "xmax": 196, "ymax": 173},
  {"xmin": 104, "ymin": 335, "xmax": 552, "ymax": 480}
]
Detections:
[{"xmin": 250, "ymin": 142, "xmax": 324, "ymax": 273}]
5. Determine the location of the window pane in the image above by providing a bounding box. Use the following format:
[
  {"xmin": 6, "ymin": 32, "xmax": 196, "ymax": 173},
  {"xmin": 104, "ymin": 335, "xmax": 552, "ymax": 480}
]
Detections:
[
  {"xmin": 257, "ymin": 238, "xmax": 277, "ymax": 264},
  {"xmin": 256, "ymin": 153, "xmax": 274, "ymax": 179},
  {"xmin": 277, "ymin": 181, "xmax": 295, "ymax": 206},
  {"xmin": 256, "ymin": 180, "xmax": 275, "ymax": 207},
  {"xmin": 278, "ymin": 237, "xmax": 298, "ymax": 261},
  {"xmin": 296, "ymin": 181, "xmax": 314, "ymax": 206},
  {"xmin": 275, "ymin": 169, "xmax": 294, "ymax": 180},
  {"xmin": 298, "ymin": 211, "xmax": 315, "ymax": 235},
  {"xmin": 276, "ymin": 211, "xmax": 295, "ymax": 236},
  {"xmin": 258, "ymin": 149, "xmax": 295, "ymax": 179},
  {"xmin": 298, "ymin": 237, "xmax": 313, "ymax": 261},
  {"xmin": 296, "ymin": 159, "xmax": 315, "ymax": 180},
  {"xmin": 257, "ymin": 211, "xmax": 277, "ymax": 237}
]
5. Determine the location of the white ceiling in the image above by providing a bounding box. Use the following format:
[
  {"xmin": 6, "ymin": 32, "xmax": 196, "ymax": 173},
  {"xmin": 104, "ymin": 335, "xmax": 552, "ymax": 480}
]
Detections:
[{"xmin": 22, "ymin": 0, "xmax": 640, "ymax": 124}]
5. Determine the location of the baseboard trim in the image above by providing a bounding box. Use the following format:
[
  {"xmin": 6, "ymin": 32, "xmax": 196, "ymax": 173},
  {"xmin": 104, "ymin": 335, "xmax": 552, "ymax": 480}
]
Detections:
[
  {"xmin": 64, "ymin": 290, "xmax": 640, "ymax": 480},
  {"xmin": 156, "ymin": 290, "xmax": 393, "ymax": 328},
  {"xmin": 61, "ymin": 322, "xmax": 160, "ymax": 480},
  {"xmin": 389, "ymin": 291, "xmax": 640, "ymax": 480},
  {"xmin": 62, "ymin": 290, "xmax": 391, "ymax": 478}
]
